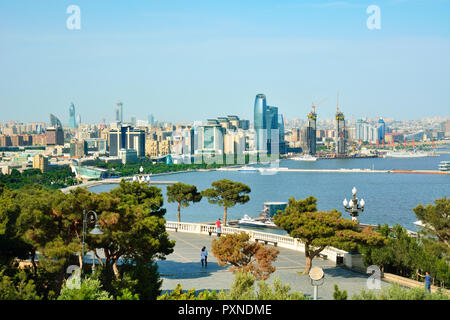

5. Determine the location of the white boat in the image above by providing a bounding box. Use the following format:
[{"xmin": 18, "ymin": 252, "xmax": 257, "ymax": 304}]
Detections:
[
  {"xmin": 292, "ymin": 154, "xmax": 317, "ymax": 161},
  {"xmin": 238, "ymin": 165, "xmax": 258, "ymax": 172},
  {"xmin": 384, "ymin": 151, "xmax": 430, "ymax": 158},
  {"xmin": 237, "ymin": 214, "xmax": 278, "ymax": 229},
  {"xmin": 439, "ymin": 161, "xmax": 450, "ymax": 172}
]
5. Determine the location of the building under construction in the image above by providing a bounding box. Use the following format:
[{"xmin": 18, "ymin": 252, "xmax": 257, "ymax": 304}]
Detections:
[{"xmin": 334, "ymin": 95, "xmax": 347, "ymax": 157}]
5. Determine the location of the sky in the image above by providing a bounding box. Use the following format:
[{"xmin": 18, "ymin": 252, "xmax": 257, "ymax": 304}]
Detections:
[{"xmin": 0, "ymin": 0, "xmax": 449, "ymax": 125}]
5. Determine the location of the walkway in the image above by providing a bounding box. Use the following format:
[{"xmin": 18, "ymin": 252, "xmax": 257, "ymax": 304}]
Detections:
[{"xmin": 157, "ymin": 231, "xmax": 389, "ymax": 300}]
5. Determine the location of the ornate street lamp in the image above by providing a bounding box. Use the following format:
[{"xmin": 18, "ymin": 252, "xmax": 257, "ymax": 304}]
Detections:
[
  {"xmin": 342, "ymin": 186, "xmax": 365, "ymax": 223},
  {"xmin": 81, "ymin": 210, "xmax": 103, "ymax": 284}
]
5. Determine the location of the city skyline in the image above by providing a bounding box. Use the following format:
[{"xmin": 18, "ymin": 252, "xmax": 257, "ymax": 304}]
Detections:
[{"xmin": 1, "ymin": 1, "xmax": 449, "ymax": 123}]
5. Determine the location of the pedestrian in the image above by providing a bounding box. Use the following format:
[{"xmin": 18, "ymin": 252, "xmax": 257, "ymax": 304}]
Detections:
[
  {"xmin": 417, "ymin": 271, "xmax": 432, "ymax": 293},
  {"xmin": 201, "ymin": 246, "xmax": 208, "ymax": 268},
  {"xmin": 216, "ymin": 218, "xmax": 221, "ymax": 237}
]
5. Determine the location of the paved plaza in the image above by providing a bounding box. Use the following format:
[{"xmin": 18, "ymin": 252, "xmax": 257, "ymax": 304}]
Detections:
[{"xmin": 157, "ymin": 231, "xmax": 389, "ymax": 300}]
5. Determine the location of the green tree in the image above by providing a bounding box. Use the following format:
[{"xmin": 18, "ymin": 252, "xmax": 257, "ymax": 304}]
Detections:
[
  {"xmin": 116, "ymin": 288, "xmax": 140, "ymax": 300},
  {"xmin": 58, "ymin": 277, "xmax": 113, "ymax": 300},
  {"xmin": 113, "ymin": 259, "xmax": 163, "ymax": 300},
  {"xmin": 274, "ymin": 196, "xmax": 385, "ymax": 274},
  {"xmin": 333, "ymin": 284, "xmax": 348, "ymax": 300},
  {"xmin": 363, "ymin": 224, "xmax": 450, "ymax": 287},
  {"xmin": 217, "ymin": 271, "xmax": 308, "ymax": 300},
  {"xmin": 211, "ymin": 232, "xmax": 279, "ymax": 280},
  {"xmin": 363, "ymin": 224, "xmax": 422, "ymax": 276},
  {"xmin": 0, "ymin": 269, "xmax": 41, "ymax": 300},
  {"xmin": 413, "ymin": 197, "xmax": 450, "ymax": 251},
  {"xmin": 7, "ymin": 185, "xmax": 80, "ymax": 296},
  {"xmin": 0, "ymin": 186, "xmax": 32, "ymax": 267},
  {"xmin": 166, "ymin": 183, "xmax": 202, "ymax": 222},
  {"xmin": 157, "ymin": 284, "xmax": 218, "ymax": 300},
  {"xmin": 88, "ymin": 180, "xmax": 175, "ymax": 278},
  {"xmin": 201, "ymin": 179, "xmax": 250, "ymax": 225},
  {"xmin": 352, "ymin": 283, "xmax": 449, "ymax": 300},
  {"xmin": 256, "ymin": 277, "xmax": 308, "ymax": 300}
]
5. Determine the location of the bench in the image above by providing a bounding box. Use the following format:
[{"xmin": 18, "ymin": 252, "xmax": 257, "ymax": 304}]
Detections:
[
  {"xmin": 255, "ymin": 238, "xmax": 278, "ymax": 247},
  {"xmin": 166, "ymin": 226, "xmax": 178, "ymax": 232}
]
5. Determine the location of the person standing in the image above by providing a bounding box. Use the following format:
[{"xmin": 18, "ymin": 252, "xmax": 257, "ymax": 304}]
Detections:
[
  {"xmin": 417, "ymin": 271, "xmax": 432, "ymax": 293},
  {"xmin": 216, "ymin": 218, "xmax": 221, "ymax": 237},
  {"xmin": 201, "ymin": 246, "xmax": 208, "ymax": 268}
]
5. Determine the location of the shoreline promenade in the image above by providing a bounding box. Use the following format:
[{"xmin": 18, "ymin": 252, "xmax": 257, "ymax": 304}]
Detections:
[{"xmin": 158, "ymin": 231, "xmax": 388, "ymax": 300}]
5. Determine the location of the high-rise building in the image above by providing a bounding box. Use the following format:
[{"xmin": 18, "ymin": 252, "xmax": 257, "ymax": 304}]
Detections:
[
  {"xmin": 335, "ymin": 97, "xmax": 346, "ymax": 156},
  {"xmin": 32, "ymin": 154, "xmax": 48, "ymax": 172},
  {"xmin": 45, "ymin": 127, "xmax": 64, "ymax": 146},
  {"xmin": 49, "ymin": 114, "xmax": 62, "ymax": 128},
  {"xmin": 377, "ymin": 118, "xmax": 386, "ymax": 143},
  {"xmin": 266, "ymin": 106, "xmax": 279, "ymax": 153},
  {"xmin": 0, "ymin": 134, "xmax": 11, "ymax": 147},
  {"xmin": 224, "ymin": 131, "xmax": 246, "ymax": 155},
  {"xmin": 254, "ymin": 94, "xmax": 268, "ymax": 152},
  {"xmin": 70, "ymin": 140, "xmax": 88, "ymax": 158},
  {"xmin": 305, "ymin": 109, "xmax": 317, "ymax": 155},
  {"xmin": 69, "ymin": 103, "xmax": 77, "ymax": 129},
  {"xmin": 148, "ymin": 114, "xmax": 155, "ymax": 126},
  {"xmin": 108, "ymin": 125, "xmax": 145, "ymax": 157},
  {"xmin": 197, "ymin": 119, "xmax": 224, "ymax": 155},
  {"xmin": 115, "ymin": 101, "xmax": 123, "ymax": 124},
  {"xmin": 253, "ymin": 94, "xmax": 281, "ymax": 154},
  {"xmin": 278, "ymin": 114, "xmax": 286, "ymax": 154},
  {"xmin": 131, "ymin": 116, "xmax": 136, "ymax": 126}
]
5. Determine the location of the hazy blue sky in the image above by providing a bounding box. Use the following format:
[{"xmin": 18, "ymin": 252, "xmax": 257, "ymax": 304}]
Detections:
[{"xmin": 1, "ymin": 0, "xmax": 449, "ymax": 124}]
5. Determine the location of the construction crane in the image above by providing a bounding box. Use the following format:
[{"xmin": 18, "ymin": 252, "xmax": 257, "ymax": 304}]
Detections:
[{"xmin": 311, "ymin": 97, "xmax": 328, "ymax": 113}]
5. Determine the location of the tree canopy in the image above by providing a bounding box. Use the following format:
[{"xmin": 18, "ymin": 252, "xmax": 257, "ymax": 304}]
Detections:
[
  {"xmin": 166, "ymin": 183, "xmax": 202, "ymax": 222},
  {"xmin": 274, "ymin": 196, "xmax": 385, "ymax": 274},
  {"xmin": 0, "ymin": 180, "xmax": 175, "ymax": 299},
  {"xmin": 413, "ymin": 197, "xmax": 450, "ymax": 251},
  {"xmin": 201, "ymin": 179, "xmax": 251, "ymax": 225},
  {"xmin": 211, "ymin": 232, "xmax": 279, "ymax": 280}
]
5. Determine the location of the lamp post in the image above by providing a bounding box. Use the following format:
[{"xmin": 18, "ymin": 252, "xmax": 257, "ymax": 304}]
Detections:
[
  {"xmin": 342, "ymin": 186, "xmax": 365, "ymax": 223},
  {"xmin": 81, "ymin": 210, "xmax": 103, "ymax": 284}
]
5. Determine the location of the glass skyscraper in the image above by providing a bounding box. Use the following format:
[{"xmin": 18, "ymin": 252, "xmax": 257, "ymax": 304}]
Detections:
[
  {"xmin": 254, "ymin": 94, "xmax": 267, "ymax": 152},
  {"xmin": 278, "ymin": 114, "xmax": 286, "ymax": 154},
  {"xmin": 116, "ymin": 101, "xmax": 123, "ymax": 124},
  {"xmin": 50, "ymin": 113, "xmax": 62, "ymax": 128},
  {"xmin": 377, "ymin": 118, "xmax": 386, "ymax": 143},
  {"xmin": 69, "ymin": 103, "xmax": 77, "ymax": 129},
  {"xmin": 253, "ymin": 94, "xmax": 282, "ymax": 154}
]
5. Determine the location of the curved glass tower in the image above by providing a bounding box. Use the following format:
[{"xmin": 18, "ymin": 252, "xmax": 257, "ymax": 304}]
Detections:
[
  {"xmin": 69, "ymin": 103, "xmax": 76, "ymax": 129},
  {"xmin": 254, "ymin": 94, "xmax": 267, "ymax": 152},
  {"xmin": 50, "ymin": 113, "xmax": 62, "ymax": 128}
]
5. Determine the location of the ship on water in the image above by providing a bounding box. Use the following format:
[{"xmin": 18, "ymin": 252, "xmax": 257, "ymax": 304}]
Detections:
[
  {"xmin": 384, "ymin": 150, "xmax": 431, "ymax": 158},
  {"xmin": 237, "ymin": 202, "xmax": 287, "ymax": 230},
  {"xmin": 439, "ymin": 161, "xmax": 450, "ymax": 172},
  {"xmin": 384, "ymin": 140, "xmax": 438, "ymax": 158},
  {"xmin": 291, "ymin": 154, "xmax": 317, "ymax": 161}
]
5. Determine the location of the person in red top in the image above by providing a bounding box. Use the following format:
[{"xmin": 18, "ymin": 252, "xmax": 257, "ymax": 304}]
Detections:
[{"xmin": 216, "ymin": 218, "xmax": 221, "ymax": 237}]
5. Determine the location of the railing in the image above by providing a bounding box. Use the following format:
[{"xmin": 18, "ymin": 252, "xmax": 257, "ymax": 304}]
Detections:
[{"xmin": 165, "ymin": 221, "xmax": 350, "ymax": 266}]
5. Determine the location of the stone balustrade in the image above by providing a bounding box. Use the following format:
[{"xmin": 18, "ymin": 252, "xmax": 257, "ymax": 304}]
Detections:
[{"xmin": 165, "ymin": 221, "xmax": 351, "ymax": 267}]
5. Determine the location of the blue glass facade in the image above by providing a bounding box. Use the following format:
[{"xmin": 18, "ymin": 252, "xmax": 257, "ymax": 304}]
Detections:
[
  {"xmin": 378, "ymin": 118, "xmax": 386, "ymax": 143},
  {"xmin": 69, "ymin": 103, "xmax": 76, "ymax": 129},
  {"xmin": 254, "ymin": 94, "xmax": 267, "ymax": 152}
]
